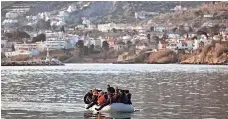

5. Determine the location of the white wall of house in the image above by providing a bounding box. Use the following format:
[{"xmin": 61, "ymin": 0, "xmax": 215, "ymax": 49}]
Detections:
[
  {"xmin": 177, "ymin": 42, "xmax": 188, "ymax": 50},
  {"xmin": 187, "ymin": 41, "xmax": 193, "ymax": 50},
  {"xmin": 167, "ymin": 43, "xmax": 177, "ymax": 50},
  {"xmin": 90, "ymin": 39, "xmax": 102, "ymax": 47},
  {"xmin": 113, "ymin": 44, "xmax": 126, "ymax": 51},
  {"xmin": 36, "ymin": 41, "xmax": 46, "ymax": 52},
  {"xmin": 193, "ymin": 40, "xmax": 200, "ymax": 50},
  {"xmin": 176, "ymin": 41, "xmax": 193, "ymax": 50},
  {"xmin": 5, "ymin": 51, "xmax": 18, "ymax": 58},
  {"xmin": 14, "ymin": 43, "xmax": 37, "ymax": 51},
  {"xmin": 193, "ymin": 38, "xmax": 211, "ymax": 50},
  {"xmin": 97, "ymin": 24, "xmax": 111, "ymax": 32},
  {"xmin": 5, "ymin": 12, "xmax": 19, "ymax": 19},
  {"xmin": 4, "ymin": 50, "xmax": 31, "ymax": 58},
  {"xmin": 136, "ymin": 45, "xmax": 147, "ymax": 50},
  {"xmin": 87, "ymin": 24, "xmax": 97, "ymax": 30},
  {"xmin": 168, "ymin": 34, "xmax": 180, "ymax": 39},
  {"xmin": 44, "ymin": 40, "xmax": 67, "ymax": 50},
  {"xmin": 154, "ymin": 26, "xmax": 166, "ymax": 32}
]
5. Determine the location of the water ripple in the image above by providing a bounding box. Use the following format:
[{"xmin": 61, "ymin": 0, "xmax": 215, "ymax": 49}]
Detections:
[{"xmin": 1, "ymin": 64, "xmax": 228, "ymax": 119}]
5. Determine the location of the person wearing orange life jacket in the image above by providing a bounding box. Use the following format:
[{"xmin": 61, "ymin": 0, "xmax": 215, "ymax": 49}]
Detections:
[
  {"xmin": 95, "ymin": 92, "xmax": 113, "ymax": 111},
  {"xmin": 97, "ymin": 91, "xmax": 106, "ymax": 105}
]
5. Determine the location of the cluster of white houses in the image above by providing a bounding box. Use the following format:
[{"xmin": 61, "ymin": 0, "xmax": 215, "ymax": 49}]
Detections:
[
  {"xmin": 2, "ymin": 29, "xmax": 227, "ymax": 58},
  {"xmin": 1, "ymin": 31, "xmax": 118, "ymax": 58}
]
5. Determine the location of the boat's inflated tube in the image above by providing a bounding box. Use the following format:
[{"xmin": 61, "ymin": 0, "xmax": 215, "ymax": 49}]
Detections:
[{"xmin": 85, "ymin": 103, "xmax": 134, "ymax": 113}]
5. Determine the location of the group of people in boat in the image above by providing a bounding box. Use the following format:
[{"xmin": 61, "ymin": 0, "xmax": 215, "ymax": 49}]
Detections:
[{"xmin": 84, "ymin": 85, "xmax": 132, "ymax": 111}]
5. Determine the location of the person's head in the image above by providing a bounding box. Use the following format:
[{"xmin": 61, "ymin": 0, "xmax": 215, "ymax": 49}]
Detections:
[
  {"xmin": 125, "ymin": 90, "xmax": 129, "ymax": 94},
  {"xmin": 92, "ymin": 89, "xmax": 98, "ymax": 95},
  {"xmin": 107, "ymin": 85, "xmax": 110, "ymax": 88},
  {"xmin": 89, "ymin": 90, "xmax": 92, "ymax": 94},
  {"xmin": 115, "ymin": 87, "xmax": 119, "ymax": 93},
  {"xmin": 120, "ymin": 90, "xmax": 124, "ymax": 95},
  {"xmin": 98, "ymin": 91, "xmax": 104, "ymax": 97}
]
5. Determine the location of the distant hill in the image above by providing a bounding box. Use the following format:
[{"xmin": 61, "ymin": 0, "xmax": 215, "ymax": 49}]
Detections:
[
  {"xmin": 147, "ymin": 1, "xmax": 228, "ymax": 27},
  {"xmin": 1, "ymin": 1, "xmax": 206, "ymax": 24},
  {"xmin": 69, "ymin": 1, "xmax": 206, "ymax": 24}
]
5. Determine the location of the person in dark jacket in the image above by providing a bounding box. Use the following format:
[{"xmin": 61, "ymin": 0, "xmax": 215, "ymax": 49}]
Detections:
[
  {"xmin": 86, "ymin": 89, "xmax": 98, "ymax": 109},
  {"xmin": 84, "ymin": 90, "xmax": 93, "ymax": 104},
  {"xmin": 125, "ymin": 90, "xmax": 132, "ymax": 104},
  {"xmin": 119, "ymin": 90, "xmax": 128, "ymax": 104},
  {"xmin": 107, "ymin": 85, "xmax": 115, "ymax": 94}
]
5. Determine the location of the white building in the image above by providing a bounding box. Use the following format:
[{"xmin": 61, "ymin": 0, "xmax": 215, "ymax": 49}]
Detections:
[
  {"xmin": 168, "ymin": 34, "xmax": 180, "ymax": 39},
  {"xmin": 76, "ymin": 25, "xmax": 85, "ymax": 30},
  {"xmin": 97, "ymin": 23, "xmax": 113, "ymax": 32},
  {"xmin": 193, "ymin": 37, "xmax": 212, "ymax": 50},
  {"xmin": 36, "ymin": 37, "xmax": 74, "ymax": 52},
  {"xmin": 5, "ymin": 8, "xmax": 30, "ymax": 14},
  {"xmin": 4, "ymin": 50, "xmax": 31, "ymax": 58},
  {"xmin": 90, "ymin": 38, "xmax": 102, "ymax": 47},
  {"xmin": 166, "ymin": 42, "xmax": 177, "ymax": 50},
  {"xmin": 67, "ymin": 5, "xmax": 77, "ymax": 13},
  {"xmin": 5, "ymin": 12, "xmax": 19, "ymax": 19},
  {"xmin": 135, "ymin": 11, "xmax": 146, "ymax": 19},
  {"xmin": 45, "ymin": 39, "xmax": 67, "ymax": 50},
  {"xmin": 154, "ymin": 26, "xmax": 166, "ymax": 32},
  {"xmin": 82, "ymin": 18, "xmax": 91, "ymax": 25},
  {"xmin": 14, "ymin": 43, "xmax": 37, "ymax": 51},
  {"xmin": 87, "ymin": 24, "xmax": 97, "ymax": 30},
  {"xmin": 2, "ymin": 19, "xmax": 19, "ymax": 28},
  {"xmin": 4, "ymin": 51, "xmax": 19, "ymax": 58}
]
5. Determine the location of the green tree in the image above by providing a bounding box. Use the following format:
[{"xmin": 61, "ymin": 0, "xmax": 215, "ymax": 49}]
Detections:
[
  {"xmin": 194, "ymin": 10, "xmax": 204, "ymax": 17},
  {"xmin": 76, "ymin": 40, "xmax": 84, "ymax": 56},
  {"xmin": 12, "ymin": 44, "xmax": 15, "ymax": 51},
  {"xmin": 209, "ymin": 24, "xmax": 220, "ymax": 36},
  {"xmin": 126, "ymin": 40, "xmax": 133, "ymax": 49},
  {"xmin": 147, "ymin": 34, "xmax": 151, "ymax": 40},
  {"xmin": 152, "ymin": 35, "xmax": 159, "ymax": 44},
  {"xmin": 178, "ymin": 25, "xmax": 187, "ymax": 36},
  {"xmin": 89, "ymin": 44, "xmax": 94, "ymax": 54},
  {"xmin": 172, "ymin": 27, "xmax": 177, "ymax": 33},
  {"xmin": 102, "ymin": 41, "xmax": 109, "ymax": 60},
  {"xmin": 111, "ymin": 28, "xmax": 117, "ymax": 33}
]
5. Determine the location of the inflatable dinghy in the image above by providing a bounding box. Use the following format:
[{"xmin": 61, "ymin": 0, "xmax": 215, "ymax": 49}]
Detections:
[{"xmin": 85, "ymin": 103, "xmax": 134, "ymax": 113}]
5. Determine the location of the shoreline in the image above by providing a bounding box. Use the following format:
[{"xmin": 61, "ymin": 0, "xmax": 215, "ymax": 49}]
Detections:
[{"xmin": 1, "ymin": 62, "xmax": 227, "ymax": 66}]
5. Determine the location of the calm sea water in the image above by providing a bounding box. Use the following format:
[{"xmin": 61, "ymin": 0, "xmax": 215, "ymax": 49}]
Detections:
[{"xmin": 1, "ymin": 64, "xmax": 228, "ymax": 119}]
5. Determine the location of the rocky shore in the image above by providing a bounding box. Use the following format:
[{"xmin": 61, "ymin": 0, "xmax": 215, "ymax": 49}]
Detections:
[
  {"xmin": 180, "ymin": 43, "xmax": 228, "ymax": 65},
  {"xmin": 2, "ymin": 42, "xmax": 227, "ymax": 65},
  {"xmin": 114, "ymin": 42, "xmax": 228, "ymax": 65}
]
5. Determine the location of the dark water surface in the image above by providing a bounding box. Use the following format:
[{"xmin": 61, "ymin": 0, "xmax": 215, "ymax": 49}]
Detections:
[{"xmin": 1, "ymin": 64, "xmax": 228, "ymax": 119}]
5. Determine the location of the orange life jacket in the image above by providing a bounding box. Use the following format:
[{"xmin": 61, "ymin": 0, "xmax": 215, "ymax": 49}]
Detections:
[{"xmin": 97, "ymin": 95, "xmax": 106, "ymax": 104}]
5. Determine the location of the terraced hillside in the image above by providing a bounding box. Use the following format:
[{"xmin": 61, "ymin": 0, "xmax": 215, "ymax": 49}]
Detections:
[{"xmin": 1, "ymin": 1, "xmax": 206, "ymax": 24}]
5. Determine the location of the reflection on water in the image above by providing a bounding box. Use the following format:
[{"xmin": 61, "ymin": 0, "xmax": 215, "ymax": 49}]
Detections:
[
  {"xmin": 84, "ymin": 112, "xmax": 132, "ymax": 119},
  {"xmin": 1, "ymin": 64, "xmax": 228, "ymax": 119}
]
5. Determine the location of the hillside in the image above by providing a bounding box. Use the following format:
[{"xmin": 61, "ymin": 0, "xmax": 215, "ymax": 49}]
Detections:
[
  {"xmin": 147, "ymin": 2, "xmax": 228, "ymax": 27},
  {"xmin": 1, "ymin": 1, "xmax": 206, "ymax": 24}
]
